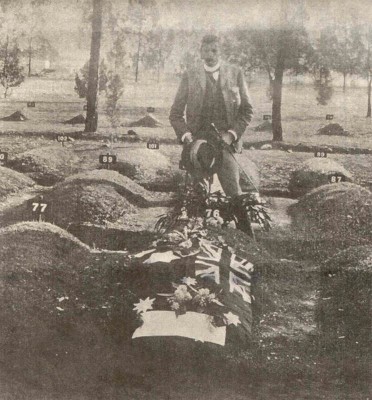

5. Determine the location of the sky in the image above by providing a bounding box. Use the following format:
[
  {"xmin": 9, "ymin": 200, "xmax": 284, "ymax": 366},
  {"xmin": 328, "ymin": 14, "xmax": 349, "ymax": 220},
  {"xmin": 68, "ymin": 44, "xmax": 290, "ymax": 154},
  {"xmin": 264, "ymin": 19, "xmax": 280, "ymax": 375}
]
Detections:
[{"xmin": 4, "ymin": 0, "xmax": 372, "ymax": 71}]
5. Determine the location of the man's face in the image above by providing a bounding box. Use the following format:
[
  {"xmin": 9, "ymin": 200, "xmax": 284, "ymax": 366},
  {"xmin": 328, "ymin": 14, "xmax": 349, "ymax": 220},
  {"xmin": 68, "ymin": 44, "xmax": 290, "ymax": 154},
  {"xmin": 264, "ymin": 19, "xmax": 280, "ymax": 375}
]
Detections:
[{"xmin": 201, "ymin": 42, "xmax": 220, "ymax": 67}]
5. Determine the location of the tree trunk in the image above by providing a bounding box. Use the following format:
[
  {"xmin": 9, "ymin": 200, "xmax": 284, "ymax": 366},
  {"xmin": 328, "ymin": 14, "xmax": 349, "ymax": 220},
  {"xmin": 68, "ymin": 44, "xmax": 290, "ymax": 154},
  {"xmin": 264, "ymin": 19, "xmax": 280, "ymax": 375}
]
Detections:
[
  {"xmin": 367, "ymin": 76, "xmax": 371, "ymax": 118},
  {"xmin": 343, "ymin": 72, "xmax": 347, "ymax": 92},
  {"xmin": 272, "ymin": 46, "xmax": 285, "ymax": 142},
  {"xmin": 85, "ymin": 0, "xmax": 103, "ymax": 133},
  {"xmin": 157, "ymin": 47, "xmax": 161, "ymax": 83},
  {"xmin": 135, "ymin": 30, "xmax": 142, "ymax": 83},
  {"xmin": 28, "ymin": 37, "xmax": 32, "ymax": 77}
]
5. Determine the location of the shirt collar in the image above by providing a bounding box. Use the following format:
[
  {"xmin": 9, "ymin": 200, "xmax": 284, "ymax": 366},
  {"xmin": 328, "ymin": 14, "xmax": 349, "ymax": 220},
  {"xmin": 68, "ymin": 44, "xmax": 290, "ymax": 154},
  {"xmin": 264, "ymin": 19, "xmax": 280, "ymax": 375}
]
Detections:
[{"xmin": 204, "ymin": 61, "xmax": 220, "ymax": 73}]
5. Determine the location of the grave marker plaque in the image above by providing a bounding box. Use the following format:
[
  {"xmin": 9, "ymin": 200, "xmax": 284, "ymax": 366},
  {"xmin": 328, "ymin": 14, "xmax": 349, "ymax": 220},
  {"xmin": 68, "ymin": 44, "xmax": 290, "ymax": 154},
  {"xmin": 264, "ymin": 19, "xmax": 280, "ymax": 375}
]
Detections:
[
  {"xmin": 147, "ymin": 139, "xmax": 159, "ymax": 150},
  {"xmin": 0, "ymin": 151, "xmax": 8, "ymax": 165}
]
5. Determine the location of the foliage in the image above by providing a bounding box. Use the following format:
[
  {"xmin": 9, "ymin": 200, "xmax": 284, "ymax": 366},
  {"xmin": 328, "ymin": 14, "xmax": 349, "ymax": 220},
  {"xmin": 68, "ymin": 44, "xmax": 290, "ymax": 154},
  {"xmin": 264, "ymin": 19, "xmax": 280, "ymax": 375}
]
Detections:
[
  {"xmin": 316, "ymin": 24, "xmax": 364, "ymax": 89},
  {"xmin": 0, "ymin": 38, "xmax": 24, "ymax": 97},
  {"xmin": 313, "ymin": 67, "xmax": 333, "ymax": 106},
  {"xmin": 142, "ymin": 27, "xmax": 175, "ymax": 80},
  {"xmin": 74, "ymin": 59, "xmax": 108, "ymax": 98},
  {"xmin": 223, "ymin": 27, "xmax": 313, "ymax": 80},
  {"xmin": 155, "ymin": 179, "xmax": 271, "ymax": 234},
  {"xmin": 104, "ymin": 71, "xmax": 124, "ymax": 128}
]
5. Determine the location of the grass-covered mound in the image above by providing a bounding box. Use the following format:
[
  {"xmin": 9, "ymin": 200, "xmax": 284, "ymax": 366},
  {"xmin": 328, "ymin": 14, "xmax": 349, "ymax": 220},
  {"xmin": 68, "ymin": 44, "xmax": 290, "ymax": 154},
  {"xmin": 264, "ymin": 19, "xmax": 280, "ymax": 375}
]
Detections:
[
  {"xmin": 317, "ymin": 245, "xmax": 371, "ymax": 345},
  {"xmin": 63, "ymin": 169, "xmax": 172, "ymax": 207},
  {"xmin": 42, "ymin": 180, "xmax": 138, "ymax": 228},
  {"xmin": 0, "ymin": 166, "xmax": 35, "ymax": 199},
  {"xmin": 288, "ymin": 183, "xmax": 372, "ymax": 246},
  {"xmin": 288, "ymin": 158, "xmax": 353, "ymax": 198},
  {"xmin": 8, "ymin": 145, "xmax": 80, "ymax": 185}
]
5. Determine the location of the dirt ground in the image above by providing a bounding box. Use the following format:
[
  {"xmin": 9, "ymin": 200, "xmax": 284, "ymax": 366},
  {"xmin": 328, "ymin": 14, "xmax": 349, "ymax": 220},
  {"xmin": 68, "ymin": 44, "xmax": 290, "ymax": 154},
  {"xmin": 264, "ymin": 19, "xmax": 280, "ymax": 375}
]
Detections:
[{"xmin": 0, "ymin": 79, "xmax": 371, "ymax": 399}]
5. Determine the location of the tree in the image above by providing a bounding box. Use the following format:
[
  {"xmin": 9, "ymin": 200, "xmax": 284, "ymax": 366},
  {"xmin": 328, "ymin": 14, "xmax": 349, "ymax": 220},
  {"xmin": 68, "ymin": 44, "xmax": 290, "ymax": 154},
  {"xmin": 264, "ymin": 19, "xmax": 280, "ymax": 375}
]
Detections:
[
  {"xmin": 142, "ymin": 27, "xmax": 175, "ymax": 81},
  {"xmin": 224, "ymin": 27, "xmax": 313, "ymax": 141},
  {"xmin": 355, "ymin": 25, "xmax": 372, "ymax": 118},
  {"xmin": 0, "ymin": 36, "xmax": 24, "ymax": 97},
  {"xmin": 126, "ymin": 0, "xmax": 159, "ymax": 82},
  {"xmin": 85, "ymin": 0, "xmax": 103, "ymax": 133},
  {"xmin": 105, "ymin": 71, "xmax": 124, "ymax": 128},
  {"xmin": 74, "ymin": 59, "xmax": 108, "ymax": 98},
  {"xmin": 325, "ymin": 23, "xmax": 364, "ymax": 92}
]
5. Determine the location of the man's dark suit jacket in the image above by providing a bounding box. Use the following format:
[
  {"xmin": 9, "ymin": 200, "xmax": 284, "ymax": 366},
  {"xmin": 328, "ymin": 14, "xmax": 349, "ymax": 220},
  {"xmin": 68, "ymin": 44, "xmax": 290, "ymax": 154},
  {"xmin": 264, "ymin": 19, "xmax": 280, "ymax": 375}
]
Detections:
[{"xmin": 169, "ymin": 61, "xmax": 253, "ymax": 153}]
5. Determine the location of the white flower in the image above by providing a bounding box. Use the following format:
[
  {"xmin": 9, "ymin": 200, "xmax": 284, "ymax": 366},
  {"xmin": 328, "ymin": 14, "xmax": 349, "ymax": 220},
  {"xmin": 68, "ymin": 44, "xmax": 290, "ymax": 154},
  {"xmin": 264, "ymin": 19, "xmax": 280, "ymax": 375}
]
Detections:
[
  {"xmin": 181, "ymin": 277, "xmax": 197, "ymax": 286},
  {"xmin": 223, "ymin": 312, "xmax": 241, "ymax": 326},
  {"xmin": 133, "ymin": 297, "xmax": 155, "ymax": 314}
]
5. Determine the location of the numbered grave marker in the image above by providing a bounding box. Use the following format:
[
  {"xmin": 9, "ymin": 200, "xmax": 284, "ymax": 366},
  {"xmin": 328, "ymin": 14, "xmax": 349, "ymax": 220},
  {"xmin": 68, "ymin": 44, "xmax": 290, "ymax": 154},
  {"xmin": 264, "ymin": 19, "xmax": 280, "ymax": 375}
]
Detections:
[
  {"xmin": 147, "ymin": 106, "xmax": 155, "ymax": 113},
  {"xmin": 326, "ymin": 114, "xmax": 334, "ymax": 120},
  {"xmin": 30, "ymin": 199, "xmax": 49, "ymax": 222},
  {"xmin": 27, "ymin": 101, "xmax": 36, "ymax": 108},
  {"xmin": 263, "ymin": 114, "xmax": 272, "ymax": 121},
  {"xmin": 56, "ymin": 134, "xmax": 69, "ymax": 146},
  {"xmin": 314, "ymin": 151, "xmax": 327, "ymax": 158},
  {"xmin": 0, "ymin": 151, "xmax": 8, "ymax": 165},
  {"xmin": 99, "ymin": 153, "xmax": 117, "ymax": 164},
  {"xmin": 205, "ymin": 209, "xmax": 221, "ymax": 219},
  {"xmin": 329, "ymin": 174, "xmax": 346, "ymax": 184},
  {"xmin": 147, "ymin": 139, "xmax": 159, "ymax": 150}
]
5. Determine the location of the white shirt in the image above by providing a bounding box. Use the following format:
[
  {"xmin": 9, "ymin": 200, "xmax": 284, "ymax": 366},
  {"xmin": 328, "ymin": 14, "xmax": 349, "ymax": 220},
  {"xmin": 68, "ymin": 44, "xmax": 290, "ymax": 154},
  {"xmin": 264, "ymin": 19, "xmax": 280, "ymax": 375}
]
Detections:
[{"xmin": 204, "ymin": 61, "xmax": 220, "ymax": 81}]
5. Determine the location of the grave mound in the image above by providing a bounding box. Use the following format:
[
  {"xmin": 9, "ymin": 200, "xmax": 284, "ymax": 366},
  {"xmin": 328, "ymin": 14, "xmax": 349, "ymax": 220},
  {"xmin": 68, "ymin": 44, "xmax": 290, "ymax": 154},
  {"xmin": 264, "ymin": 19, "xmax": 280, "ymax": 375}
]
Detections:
[
  {"xmin": 63, "ymin": 114, "xmax": 86, "ymax": 124},
  {"xmin": 288, "ymin": 158, "xmax": 353, "ymax": 197},
  {"xmin": 317, "ymin": 123, "xmax": 349, "ymax": 136},
  {"xmin": 109, "ymin": 147, "xmax": 180, "ymax": 190},
  {"xmin": 317, "ymin": 245, "xmax": 371, "ymax": 344},
  {"xmin": 43, "ymin": 180, "xmax": 138, "ymax": 228},
  {"xmin": 0, "ymin": 166, "xmax": 35, "ymax": 199},
  {"xmin": 1, "ymin": 111, "xmax": 28, "ymax": 121},
  {"xmin": 288, "ymin": 182, "xmax": 372, "ymax": 246},
  {"xmin": 64, "ymin": 169, "xmax": 172, "ymax": 207},
  {"xmin": 8, "ymin": 145, "xmax": 80, "ymax": 185},
  {"xmin": 0, "ymin": 221, "xmax": 90, "ymax": 274},
  {"xmin": 128, "ymin": 114, "xmax": 163, "ymax": 128},
  {"xmin": 253, "ymin": 120, "xmax": 272, "ymax": 132}
]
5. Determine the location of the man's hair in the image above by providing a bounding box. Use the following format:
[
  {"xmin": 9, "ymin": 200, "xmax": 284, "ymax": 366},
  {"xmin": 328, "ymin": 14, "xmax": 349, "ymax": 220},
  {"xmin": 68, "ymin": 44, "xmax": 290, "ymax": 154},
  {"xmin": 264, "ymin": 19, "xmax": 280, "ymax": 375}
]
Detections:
[{"xmin": 201, "ymin": 34, "xmax": 219, "ymax": 48}]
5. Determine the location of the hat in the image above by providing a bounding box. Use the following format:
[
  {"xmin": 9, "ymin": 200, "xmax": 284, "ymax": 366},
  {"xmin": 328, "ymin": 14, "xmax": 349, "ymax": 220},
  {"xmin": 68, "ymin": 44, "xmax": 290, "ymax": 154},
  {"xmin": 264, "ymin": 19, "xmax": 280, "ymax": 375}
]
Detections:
[{"xmin": 181, "ymin": 139, "xmax": 222, "ymax": 176}]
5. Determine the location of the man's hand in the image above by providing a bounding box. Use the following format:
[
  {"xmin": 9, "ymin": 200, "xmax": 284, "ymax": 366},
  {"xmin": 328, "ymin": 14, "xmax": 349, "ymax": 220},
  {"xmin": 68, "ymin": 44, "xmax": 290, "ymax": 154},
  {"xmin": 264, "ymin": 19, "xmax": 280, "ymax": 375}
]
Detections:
[
  {"xmin": 220, "ymin": 131, "xmax": 235, "ymax": 146},
  {"xmin": 181, "ymin": 131, "xmax": 193, "ymax": 144}
]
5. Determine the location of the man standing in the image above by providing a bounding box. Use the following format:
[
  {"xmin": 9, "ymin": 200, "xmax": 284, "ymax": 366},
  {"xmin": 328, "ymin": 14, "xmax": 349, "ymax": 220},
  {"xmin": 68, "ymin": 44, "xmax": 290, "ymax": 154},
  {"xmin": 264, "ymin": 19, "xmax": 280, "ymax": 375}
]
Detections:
[{"xmin": 169, "ymin": 34, "xmax": 254, "ymax": 198}]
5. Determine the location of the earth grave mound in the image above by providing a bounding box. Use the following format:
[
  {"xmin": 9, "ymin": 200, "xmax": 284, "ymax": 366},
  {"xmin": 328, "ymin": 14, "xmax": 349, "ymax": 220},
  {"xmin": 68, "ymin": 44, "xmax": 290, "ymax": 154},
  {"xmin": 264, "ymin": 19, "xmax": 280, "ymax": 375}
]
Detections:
[
  {"xmin": 288, "ymin": 182, "xmax": 372, "ymax": 247},
  {"xmin": 317, "ymin": 245, "xmax": 372, "ymax": 345},
  {"xmin": 288, "ymin": 158, "xmax": 353, "ymax": 198},
  {"xmin": 1, "ymin": 111, "xmax": 28, "ymax": 121},
  {"xmin": 107, "ymin": 147, "xmax": 182, "ymax": 190},
  {"xmin": 317, "ymin": 123, "xmax": 349, "ymax": 136},
  {"xmin": 8, "ymin": 145, "xmax": 80, "ymax": 185},
  {"xmin": 63, "ymin": 169, "xmax": 173, "ymax": 207},
  {"xmin": 63, "ymin": 114, "xmax": 86, "ymax": 124},
  {"xmin": 0, "ymin": 221, "xmax": 91, "ymax": 273},
  {"xmin": 253, "ymin": 120, "xmax": 272, "ymax": 132},
  {"xmin": 0, "ymin": 166, "xmax": 35, "ymax": 199},
  {"xmin": 128, "ymin": 113, "xmax": 163, "ymax": 128},
  {"xmin": 42, "ymin": 180, "xmax": 138, "ymax": 228}
]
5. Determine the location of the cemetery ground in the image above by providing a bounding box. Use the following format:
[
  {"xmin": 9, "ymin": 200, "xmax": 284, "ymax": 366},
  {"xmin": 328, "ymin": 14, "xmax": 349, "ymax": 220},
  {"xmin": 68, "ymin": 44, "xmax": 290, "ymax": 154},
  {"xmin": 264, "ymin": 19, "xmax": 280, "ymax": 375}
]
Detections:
[{"xmin": 0, "ymin": 77, "xmax": 371, "ymax": 399}]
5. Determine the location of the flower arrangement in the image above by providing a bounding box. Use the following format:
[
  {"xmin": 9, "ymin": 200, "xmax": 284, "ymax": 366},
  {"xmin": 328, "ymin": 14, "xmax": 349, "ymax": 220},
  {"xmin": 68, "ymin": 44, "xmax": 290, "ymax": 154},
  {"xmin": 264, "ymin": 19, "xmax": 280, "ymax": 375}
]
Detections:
[
  {"xmin": 155, "ymin": 179, "xmax": 271, "ymax": 234},
  {"xmin": 158, "ymin": 277, "xmax": 230, "ymax": 327}
]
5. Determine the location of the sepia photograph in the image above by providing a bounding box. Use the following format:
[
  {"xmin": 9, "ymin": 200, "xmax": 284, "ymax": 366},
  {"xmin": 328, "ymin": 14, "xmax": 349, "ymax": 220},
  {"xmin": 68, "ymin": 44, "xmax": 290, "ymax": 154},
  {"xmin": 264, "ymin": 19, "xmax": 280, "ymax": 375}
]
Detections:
[{"xmin": 0, "ymin": 0, "xmax": 371, "ymax": 398}]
